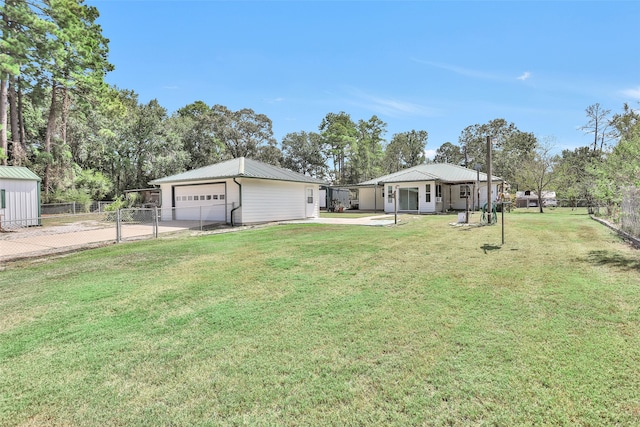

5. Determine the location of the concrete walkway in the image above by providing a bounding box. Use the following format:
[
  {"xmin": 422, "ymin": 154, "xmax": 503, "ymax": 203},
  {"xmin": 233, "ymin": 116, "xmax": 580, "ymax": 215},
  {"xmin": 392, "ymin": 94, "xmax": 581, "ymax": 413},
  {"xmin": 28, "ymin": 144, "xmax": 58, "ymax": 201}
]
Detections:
[{"xmin": 283, "ymin": 214, "xmax": 397, "ymax": 226}]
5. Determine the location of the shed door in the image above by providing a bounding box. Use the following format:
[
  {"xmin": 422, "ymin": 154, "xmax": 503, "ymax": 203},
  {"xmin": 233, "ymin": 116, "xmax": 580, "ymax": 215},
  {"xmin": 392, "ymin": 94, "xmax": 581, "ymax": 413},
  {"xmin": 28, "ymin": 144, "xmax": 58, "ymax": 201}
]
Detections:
[
  {"xmin": 305, "ymin": 187, "xmax": 315, "ymax": 218},
  {"xmin": 174, "ymin": 184, "xmax": 226, "ymax": 221}
]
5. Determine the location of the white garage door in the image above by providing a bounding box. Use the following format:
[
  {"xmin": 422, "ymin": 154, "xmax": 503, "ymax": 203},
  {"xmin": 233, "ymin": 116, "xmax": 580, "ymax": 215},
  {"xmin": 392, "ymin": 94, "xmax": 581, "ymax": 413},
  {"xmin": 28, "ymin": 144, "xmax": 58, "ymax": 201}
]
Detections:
[{"xmin": 174, "ymin": 184, "xmax": 226, "ymax": 221}]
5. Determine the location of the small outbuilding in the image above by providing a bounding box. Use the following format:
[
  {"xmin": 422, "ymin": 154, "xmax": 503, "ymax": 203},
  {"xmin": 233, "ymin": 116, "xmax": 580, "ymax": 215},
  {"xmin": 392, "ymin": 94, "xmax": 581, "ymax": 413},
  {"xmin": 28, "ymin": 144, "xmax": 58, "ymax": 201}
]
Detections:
[
  {"xmin": 149, "ymin": 157, "xmax": 328, "ymax": 225},
  {"xmin": 0, "ymin": 166, "xmax": 41, "ymax": 229}
]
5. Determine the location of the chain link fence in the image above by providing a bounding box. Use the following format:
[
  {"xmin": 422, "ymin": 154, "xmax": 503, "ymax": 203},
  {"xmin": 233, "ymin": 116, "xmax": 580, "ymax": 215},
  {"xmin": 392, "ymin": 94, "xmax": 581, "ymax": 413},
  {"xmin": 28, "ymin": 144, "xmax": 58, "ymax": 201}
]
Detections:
[
  {"xmin": 40, "ymin": 201, "xmax": 115, "ymax": 215},
  {"xmin": 1, "ymin": 207, "xmax": 229, "ymax": 262},
  {"xmin": 620, "ymin": 186, "xmax": 640, "ymax": 239}
]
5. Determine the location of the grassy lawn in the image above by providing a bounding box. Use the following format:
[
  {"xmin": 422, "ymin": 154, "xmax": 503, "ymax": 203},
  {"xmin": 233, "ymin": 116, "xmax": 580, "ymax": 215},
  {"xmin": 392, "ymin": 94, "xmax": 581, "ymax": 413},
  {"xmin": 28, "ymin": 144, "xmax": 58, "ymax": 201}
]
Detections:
[{"xmin": 1, "ymin": 208, "xmax": 639, "ymax": 426}]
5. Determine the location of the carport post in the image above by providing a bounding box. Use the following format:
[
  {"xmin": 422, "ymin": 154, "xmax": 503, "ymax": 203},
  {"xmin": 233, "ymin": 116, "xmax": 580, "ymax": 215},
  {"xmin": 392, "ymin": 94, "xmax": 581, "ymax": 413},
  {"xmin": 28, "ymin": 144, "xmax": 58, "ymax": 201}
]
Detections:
[{"xmin": 200, "ymin": 206, "xmax": 203, "ymax": 231}]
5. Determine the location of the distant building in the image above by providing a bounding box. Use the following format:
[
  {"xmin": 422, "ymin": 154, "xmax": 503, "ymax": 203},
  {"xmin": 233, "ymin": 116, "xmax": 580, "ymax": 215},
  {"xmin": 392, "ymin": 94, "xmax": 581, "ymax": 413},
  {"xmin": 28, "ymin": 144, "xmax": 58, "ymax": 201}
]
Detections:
[{"xmin": 515, "ymin": 191, "xmax": 557, "ymax": 208}]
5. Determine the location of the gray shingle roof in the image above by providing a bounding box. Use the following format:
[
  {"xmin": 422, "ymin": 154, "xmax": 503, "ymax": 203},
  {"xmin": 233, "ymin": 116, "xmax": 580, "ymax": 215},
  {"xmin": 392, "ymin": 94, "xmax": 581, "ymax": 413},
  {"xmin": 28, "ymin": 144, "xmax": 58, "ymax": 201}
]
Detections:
[
  {"xmin": 358, "ymin": 163, "xmax": 501, "ymax": 185},
  {"xmin": 0, "ymin": 166, "xmax": 41, "ymax": 181},
  {"xmin": 149, "ymin": 157, "xmax": 328, "ymax": 185}
]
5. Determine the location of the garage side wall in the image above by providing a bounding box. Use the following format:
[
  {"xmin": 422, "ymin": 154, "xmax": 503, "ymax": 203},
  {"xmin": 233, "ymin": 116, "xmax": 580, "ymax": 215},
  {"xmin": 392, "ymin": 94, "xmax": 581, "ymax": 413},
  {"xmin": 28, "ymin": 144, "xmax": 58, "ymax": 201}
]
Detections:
[{"xmin": 239, "ymin": 179, "xmax": 317, "ymax": 224}]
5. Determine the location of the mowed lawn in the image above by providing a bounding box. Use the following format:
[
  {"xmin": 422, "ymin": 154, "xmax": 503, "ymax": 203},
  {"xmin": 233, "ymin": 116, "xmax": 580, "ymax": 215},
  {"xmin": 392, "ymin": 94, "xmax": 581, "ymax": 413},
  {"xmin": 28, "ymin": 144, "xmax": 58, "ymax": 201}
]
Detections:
[{"xmin": 1, "ymin": 209, "xmax": 639, "ymax": 426}]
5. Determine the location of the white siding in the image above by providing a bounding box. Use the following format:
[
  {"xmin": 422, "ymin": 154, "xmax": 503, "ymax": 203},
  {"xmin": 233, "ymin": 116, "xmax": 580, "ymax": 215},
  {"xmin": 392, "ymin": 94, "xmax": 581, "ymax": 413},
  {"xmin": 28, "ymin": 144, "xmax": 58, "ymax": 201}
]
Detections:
[
  {"xmin": 156, "ymin": 178, "xmax": 318, "ymax": 225},
  {"xmin": 383, "ymin": 181, "xmax": 438, "ymax": 213},
  {"xmin": 240, "ymin": 179, "xmax": 318, "ymax": 224},
  {"xmin": 0, "ymin": 179, "xmax": 39, "ymax": 228},
  {"xmin": 358, "ymin": 187, "xmax": 385, "ymax": 211}
]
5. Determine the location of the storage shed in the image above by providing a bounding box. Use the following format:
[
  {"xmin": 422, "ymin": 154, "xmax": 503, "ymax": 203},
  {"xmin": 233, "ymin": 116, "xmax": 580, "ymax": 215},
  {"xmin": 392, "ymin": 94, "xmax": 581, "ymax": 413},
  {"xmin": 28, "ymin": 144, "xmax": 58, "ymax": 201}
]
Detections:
[
  {"xmin": 149, "ymin": 157, "xmax": 328, "ymax": 225},
  {"xmin": 0, "ymin": 166, "xmax": 41, "ymax": 229}
]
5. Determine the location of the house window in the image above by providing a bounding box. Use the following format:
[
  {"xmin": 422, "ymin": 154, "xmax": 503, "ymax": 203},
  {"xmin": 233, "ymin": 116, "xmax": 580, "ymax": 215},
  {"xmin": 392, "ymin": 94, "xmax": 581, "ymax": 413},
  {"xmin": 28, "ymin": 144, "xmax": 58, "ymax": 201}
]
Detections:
[
  {"xmin": 307, "ymin": 189, "xmax": 314, "ymax": 204},
  {"xmin": 219, "ymin": 194, "xmax": 225, "ymax": 200},
  {"xmin": 387, "ymin": 186, "xmax": 393, "ymax": 203},
  {"xmin": 436, "ymin": 184, "xmax": 442, "ymax": 198},
  {"xmin": 425, "ymin": 184, "xmax": 431, "ymax": 203},
  {"xmin": 460, "ymin": 185, "xmax": 470, "ymax": 198},
  {"xmin": 200, "ymin": 195, "xmax": 205, "ymax": 200},
  {"xmin": 0, "ymin": 189, "xmax": 5, "ymax": 209},
  {"xmin": 188, "ymin": 196, "xmax": 192, "ymax": 201},
  {"xmin": 207, "ymin": 195, "xmax": 212, "ymax": 200},
  {"xmin": 213, "ymin": 195, "xmax": 218, "ymax": 200}
]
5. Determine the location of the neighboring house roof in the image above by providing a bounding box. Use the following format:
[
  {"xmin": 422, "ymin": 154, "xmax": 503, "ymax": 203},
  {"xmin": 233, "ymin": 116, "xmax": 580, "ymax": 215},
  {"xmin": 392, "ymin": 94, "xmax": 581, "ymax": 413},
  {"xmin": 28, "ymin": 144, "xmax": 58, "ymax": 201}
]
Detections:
[
  {"xmin": 149, "ymin": 157, "xmax": 328, "ymax": 185},
  {"xmin": 358, "ymin": 163, "xmax": 501, "ymax": 185},
  {"xmin": 0, "ymin": 166, "xmax": 41, "ymax": 181}
]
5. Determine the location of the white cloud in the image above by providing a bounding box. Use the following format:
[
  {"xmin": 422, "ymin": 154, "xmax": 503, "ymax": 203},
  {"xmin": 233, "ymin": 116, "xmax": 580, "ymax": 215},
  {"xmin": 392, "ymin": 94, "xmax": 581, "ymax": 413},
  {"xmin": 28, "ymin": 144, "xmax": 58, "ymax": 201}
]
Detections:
[
  {"xmin": 263, "ymin": 97, "xmax": 285, "ymax": 104},
  {"xmin": 517, "ymin": 71, "xmax": 532, "ymax": 81},
  {"xmin": 621, "ymin": 86, "xmax": 640, "ymax": 100},
  {"xmin": 412, "ymin": 58, "xmax": 499, "ymax": 80},
  {"xmin": 347, "ymin": 88, "xmax": 440, "ymax": 118}
]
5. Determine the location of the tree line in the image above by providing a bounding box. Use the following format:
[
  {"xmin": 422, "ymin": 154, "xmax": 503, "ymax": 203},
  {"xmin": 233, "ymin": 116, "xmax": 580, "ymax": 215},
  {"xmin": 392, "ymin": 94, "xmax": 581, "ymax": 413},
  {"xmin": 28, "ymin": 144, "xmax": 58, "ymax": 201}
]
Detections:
[{"xmin": 2, "ymin": 1, "xmax": 638, "ymax": 216}]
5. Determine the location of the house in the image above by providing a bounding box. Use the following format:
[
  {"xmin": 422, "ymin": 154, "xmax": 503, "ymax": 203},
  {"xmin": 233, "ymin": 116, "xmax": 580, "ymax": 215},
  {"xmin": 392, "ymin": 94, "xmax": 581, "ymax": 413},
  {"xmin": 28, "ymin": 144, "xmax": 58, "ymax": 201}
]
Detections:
[
  {"xmin": 0, "ymin": 166, "xmax": 41, "ymax": 229},
  {"xmin": 355, "ymin": 163, "xmax": 503, "ymax": 214},
  {"xmin": 149, "ymin": 157, "xmax": 328, "ymax": 225},
  {"xmin": 515, "ymin": 191, "xmax": 557, "ymax": 208}
]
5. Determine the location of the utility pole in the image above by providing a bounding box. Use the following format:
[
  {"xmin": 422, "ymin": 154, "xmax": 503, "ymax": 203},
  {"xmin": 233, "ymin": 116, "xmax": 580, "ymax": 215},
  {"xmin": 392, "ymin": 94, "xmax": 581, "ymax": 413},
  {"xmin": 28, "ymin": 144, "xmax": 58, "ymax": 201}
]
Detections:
[{"xmin": 486, "ymin": 136, "xmax": 493, "ymax": 224}]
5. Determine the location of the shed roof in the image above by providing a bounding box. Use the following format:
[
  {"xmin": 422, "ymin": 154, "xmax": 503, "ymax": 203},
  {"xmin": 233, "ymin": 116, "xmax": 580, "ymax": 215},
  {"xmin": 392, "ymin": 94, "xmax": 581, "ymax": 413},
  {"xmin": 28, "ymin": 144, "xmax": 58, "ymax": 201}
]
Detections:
[
  {"xmin": 149, "ymin": 157, "xmax": 328, "ymax": 185},
  {"xmin": 0, "ymin": 166, "xmax": 41, "ymax": 181},
  {"xmin": 358, "ymin": 163, "xmax": 502, "ymax": 185}
]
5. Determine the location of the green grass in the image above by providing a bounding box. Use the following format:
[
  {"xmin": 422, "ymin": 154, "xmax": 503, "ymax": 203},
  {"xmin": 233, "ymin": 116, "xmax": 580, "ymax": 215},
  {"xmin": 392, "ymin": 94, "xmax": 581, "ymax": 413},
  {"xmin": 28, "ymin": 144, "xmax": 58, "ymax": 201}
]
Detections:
[{"xmin": 1, "ymin": 208, "xmax": 639, "ymax": 426}]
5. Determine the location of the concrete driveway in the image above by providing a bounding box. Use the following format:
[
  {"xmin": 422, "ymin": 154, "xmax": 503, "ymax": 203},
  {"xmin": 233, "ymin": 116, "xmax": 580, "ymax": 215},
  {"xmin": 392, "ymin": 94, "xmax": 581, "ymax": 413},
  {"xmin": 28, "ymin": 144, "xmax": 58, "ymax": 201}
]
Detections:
[{"xmin": 1, "ymin": 215, "xmax": 398, "ymax": 263}]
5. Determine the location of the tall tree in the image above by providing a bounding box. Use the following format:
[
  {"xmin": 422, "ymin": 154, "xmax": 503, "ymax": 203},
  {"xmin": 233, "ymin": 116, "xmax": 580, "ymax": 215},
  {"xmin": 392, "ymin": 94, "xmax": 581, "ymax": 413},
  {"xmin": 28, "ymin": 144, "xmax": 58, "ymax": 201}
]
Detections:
[
  {"xmin": 514, "ymin": 142, "xmax": 557, "ymax": 213},
  {"xmin": 458, "ymin": 118, "xmax": 536, "ymax": 184},
  {"xmin": 382, "ymin": 130, "xmax": 428, "ymax": 174},
  {"xmin": 175, "ymin": 101, "xmax": 225, "ymax": 169},
  {"xmin": 211, "ymin": 105, "xmax": 276, "ymax": 159},
  {"xmin": 580, "ymin": 103, "xmax": 614, "ymax": 152},
  {"xmin": 0, "ymin": 0, "xmax": 47, "ymax": 164},
  {"xmin": 433, "ymin": 142, "xmax": 464, "ymax": 165},
  {"xmin": 39, "ymin": 0, "xmax": 112, "ymax": 197},
  {"xmin": 281, "ymin": 131, "xmax": 327, "ymax": 178},
  {"xmin": 554, "ymin": 146, "xmax": 601, "ymax": 209},
  {"xmin": 319, "ymin": 112, "xmax": 357, "ymax": 184},
  {"xmin": 348, "ymin": 115, "xmax": 386, "ymax": 183}
]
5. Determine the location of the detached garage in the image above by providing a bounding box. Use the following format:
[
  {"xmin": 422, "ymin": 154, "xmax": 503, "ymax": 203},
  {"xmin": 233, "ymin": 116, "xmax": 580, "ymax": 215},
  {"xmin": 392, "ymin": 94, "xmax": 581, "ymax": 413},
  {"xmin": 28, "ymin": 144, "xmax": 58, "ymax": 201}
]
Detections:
[
  {"xmin": 149, "ymin": 157, "xmax": 327, "ymax": 226},
  {"xmin": 0, "ymin": 166, "xmax": 41, "ymax": 230}
]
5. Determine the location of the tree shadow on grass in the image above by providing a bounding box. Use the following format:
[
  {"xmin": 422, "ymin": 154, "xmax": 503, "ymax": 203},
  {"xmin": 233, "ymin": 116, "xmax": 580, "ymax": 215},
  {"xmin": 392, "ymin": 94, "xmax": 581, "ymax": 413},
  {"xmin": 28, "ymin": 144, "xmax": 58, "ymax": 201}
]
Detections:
[
  {"xmin": 481, "ymin": 244, "xmax": 502, "ymax": 254},
  {"xmin": 586, "ymin": 250, "xmax": 640, "ymax": 272}
]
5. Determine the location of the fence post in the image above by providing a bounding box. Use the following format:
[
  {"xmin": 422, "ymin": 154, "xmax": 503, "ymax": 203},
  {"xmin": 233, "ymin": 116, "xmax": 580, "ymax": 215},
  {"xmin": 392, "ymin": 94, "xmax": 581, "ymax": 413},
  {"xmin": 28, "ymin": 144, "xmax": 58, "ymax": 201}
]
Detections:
[
  {"xmin": 154, "ymin": 207, "xmax": 159, "ymax": 238},
  {"xmin": 73, "ymin": 201, "xmax": 76, "ymax": 215},
  {"xmin": 116, "ymin": 209, "xmax": 121, "ymax": 243}
]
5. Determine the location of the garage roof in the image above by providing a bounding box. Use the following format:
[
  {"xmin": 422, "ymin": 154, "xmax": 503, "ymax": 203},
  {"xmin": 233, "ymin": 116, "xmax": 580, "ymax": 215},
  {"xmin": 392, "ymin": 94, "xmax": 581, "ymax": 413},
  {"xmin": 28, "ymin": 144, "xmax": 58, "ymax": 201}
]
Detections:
[
  {"xmin": 358, "ymin": 163, "xmax": 501, "ymax": 185},
  {"xmin": 149, "ymin": 157, "xmax": 328, "ymax": 185},
  {"xmin": 0, "ymin": 166, "xmax": 41, "ymax": 181}
]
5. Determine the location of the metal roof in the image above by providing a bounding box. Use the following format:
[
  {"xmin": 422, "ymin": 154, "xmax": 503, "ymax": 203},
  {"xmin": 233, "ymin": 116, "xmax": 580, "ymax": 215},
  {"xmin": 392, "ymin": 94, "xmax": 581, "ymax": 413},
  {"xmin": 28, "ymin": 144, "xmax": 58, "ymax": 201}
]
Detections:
[
  {"xmin": 0, "ymin": 166, "xmax": 41, "ymax": 181},
  {"xmin": 149, "ymin": 157, "xmax": 328, "ymax": 185},
  {"xmin": 358, "ymin": 163, "xmax": 501, "ymax": 185}
]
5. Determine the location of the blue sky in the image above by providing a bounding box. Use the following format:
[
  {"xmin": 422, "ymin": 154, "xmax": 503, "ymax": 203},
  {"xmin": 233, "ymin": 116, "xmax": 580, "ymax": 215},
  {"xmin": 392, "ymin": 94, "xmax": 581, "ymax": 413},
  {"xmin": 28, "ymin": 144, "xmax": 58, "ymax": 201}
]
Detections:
[{"xmin": 90, "ymin": 0, "xmax": 639, "ymax": 157}]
